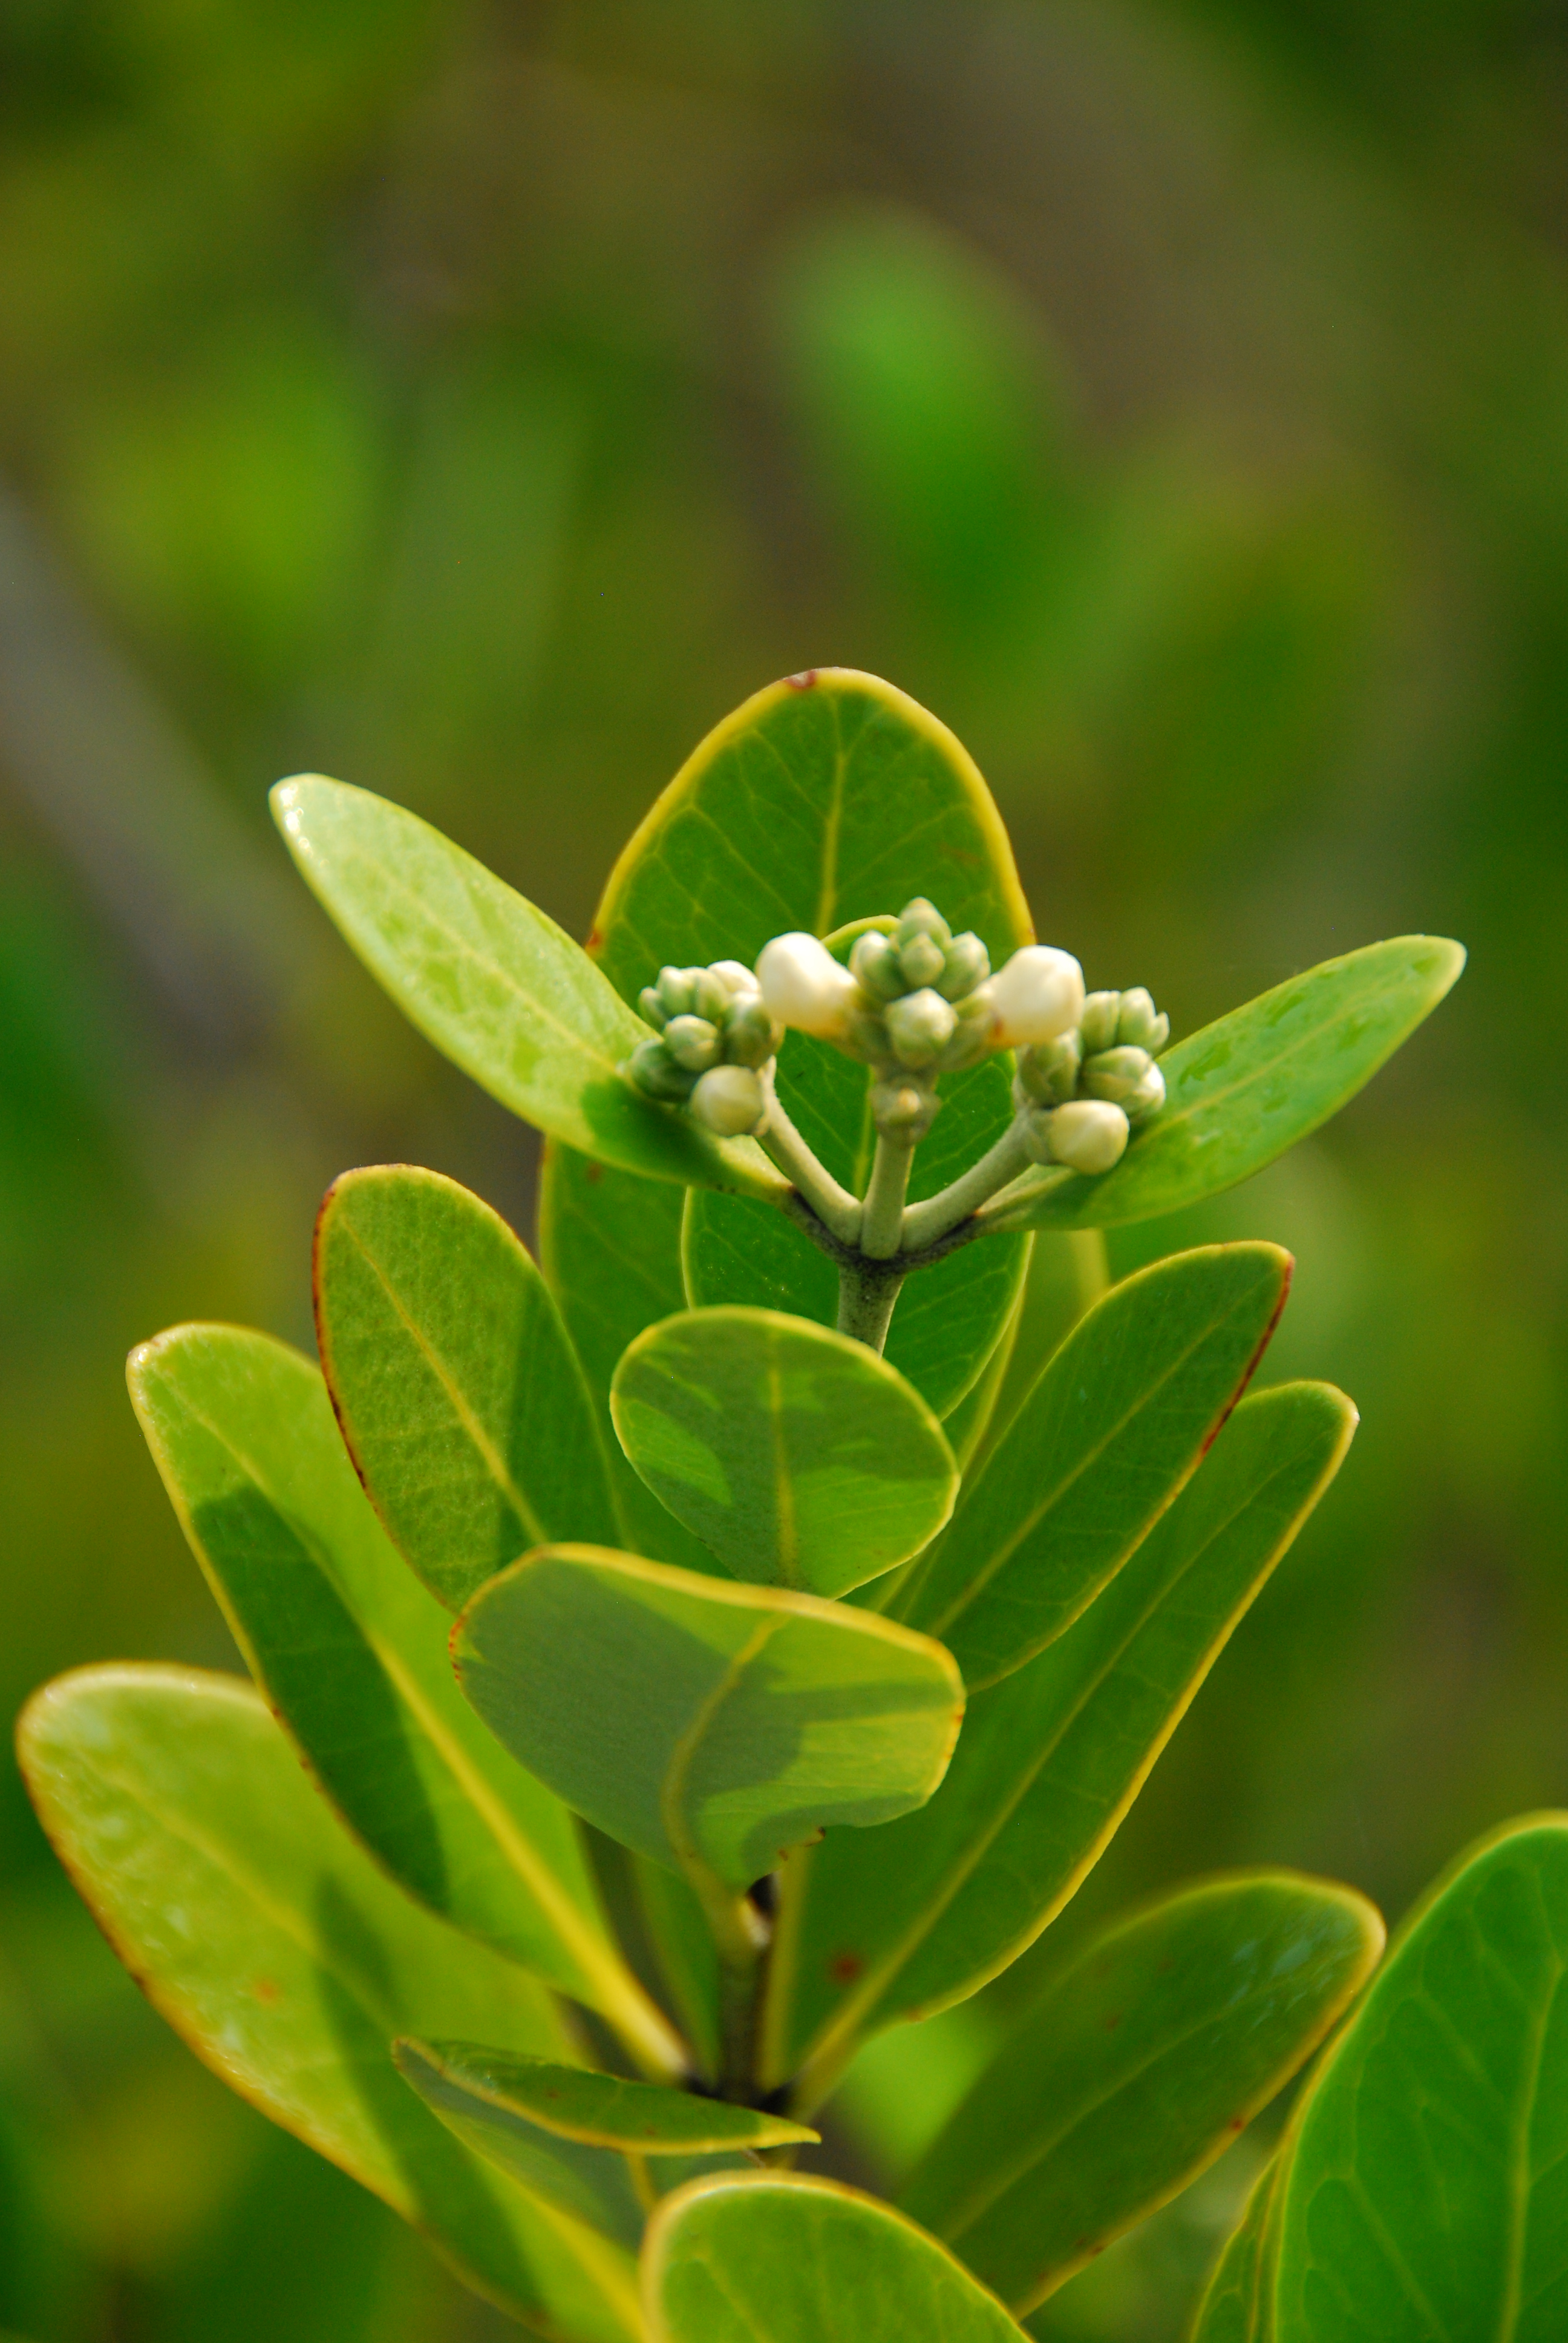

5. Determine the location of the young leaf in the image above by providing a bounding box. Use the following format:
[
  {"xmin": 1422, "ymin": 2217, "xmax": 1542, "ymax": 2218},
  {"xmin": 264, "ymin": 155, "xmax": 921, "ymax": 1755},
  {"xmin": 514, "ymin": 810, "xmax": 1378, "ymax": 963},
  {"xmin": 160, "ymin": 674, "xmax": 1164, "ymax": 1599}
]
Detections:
[
  {"xmin": 642, "ymin": 2173, "xmax": 1031, "ymax": 2343},
  {"xmin": 990, "ymin": 936, "xmax": 1465, "ymax": 1233},
  {"xmin": 314, "ymin": 1164, "xmax": 619, "ymax": 1610},
  {"xmin": 897, "ymin": 1243, "xmax": 1292, "ymax": 1691},
  {"xmin": 538, "ymin": 1142, "xmax": 721, "ymax": 1576},
  {"xmin": 1272, "ymin": 1812, "xmax": 1568, "ymax": 2342},
  {"xmin": 900, "ymin": 1873, "xmax": 1383, "ymax": 2314},
  {"xmin": 587, "ymin": 669, "xmax": 1034, "ymax": 1421},
  {"xmin": 1188, "ymin": 2159, "xmax": 1281, "ymax": 2343},
  {"xmin": 610, "ymin": 1306, "xmax": 958, "ymax": 1596},
  {"xmin": 128, "ymin": 1324, "xmax": 682, "ymax": 2076},
  {"xmin": 18, "ymin": 1666, "xmax": 642, "ymax": 2343},
  {"xmin": 270, "ymin": 774, "xmax": 785, "ymax": 1199},
  {"xmin": 763, "ymin": 1383, "xmax": 1356, "ymax": 2098},
  {"xmin": 453, "ymin": 1545, "xmax": 964, "ymax": 1894}
]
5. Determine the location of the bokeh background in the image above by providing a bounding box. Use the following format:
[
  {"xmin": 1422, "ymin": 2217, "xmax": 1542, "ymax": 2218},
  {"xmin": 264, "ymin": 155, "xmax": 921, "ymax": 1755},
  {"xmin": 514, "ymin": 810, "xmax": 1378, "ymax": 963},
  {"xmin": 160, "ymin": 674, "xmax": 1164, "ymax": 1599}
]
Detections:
[{"xmin": 2, "ymin": 2, "xmax": 1565, "ymax": 2335}]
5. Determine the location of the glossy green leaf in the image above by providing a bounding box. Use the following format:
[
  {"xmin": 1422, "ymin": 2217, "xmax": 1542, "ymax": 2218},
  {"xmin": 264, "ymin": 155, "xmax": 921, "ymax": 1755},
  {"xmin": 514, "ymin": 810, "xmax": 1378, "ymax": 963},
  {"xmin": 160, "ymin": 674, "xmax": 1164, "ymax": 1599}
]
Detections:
[
  {"xmin": 589, "ymin": 669, "xmax": 1033, "ymax": 1422},
  {"xmin": 454, "ymin": 1544, "xmax": 964, "ymax": 1893},
  {"xmin": 610, "ymin": 1306, "xmax": 958, "ymax": 1596},
  {"xmin": 126, "ymin": 1324, "xmax": 682, "ymax": 2075},
  {"xmin": 314, "ymin": 1164, "xmax": 619, "ymax": 1610},
  {"xmin": 1272, "ymin": 1812, "xmax": 1568, "ymax": 2342},
  {"xmin": 1189, "ymin": 2160, "xmax": 1281, "ymax": 2343},
  {"xmin": 990, "ymin": 937, "xmax": 1465, "ymax": 1233},
  {"xmin": 897, "ymin": 1242, "xmax": 1292, "ymax": 1691},
  {"xmin": 18, "ymin": 1666, "xmax": 642, "ymax": 2342},
  {"xmin": 901, "ymin": 1873, "xmax": 1383, "ymax": 2314},
  {"xmin": 643, "ymin": 2173, "xmax": 1031, "ymax": 2343},
  {"xmin": 271, "ymin": 773, "xmax": 784, "ymax": 1199},
  {"xmin": 763, "ymin": 1383, "xmax": 1356, "ymax": 2098},
  {"xmin": 538, "ymin": 1141, "xmax": 720, "ymax": 1576}
]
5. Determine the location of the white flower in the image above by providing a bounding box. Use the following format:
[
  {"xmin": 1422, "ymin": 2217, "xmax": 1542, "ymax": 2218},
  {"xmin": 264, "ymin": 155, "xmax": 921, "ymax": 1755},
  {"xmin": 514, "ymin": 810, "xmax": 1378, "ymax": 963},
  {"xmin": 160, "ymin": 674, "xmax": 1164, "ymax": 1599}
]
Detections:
[
  {"xmin": 756, "ymin": 932, "xmax": 858, "ymax": 1038},
  {"xmin": 986, "ymin": 945, "xmax": 1086, "ymax": 1048},
  {"xmin": 689, "ymin": 1064, "xmax": 766, "ymax": 1136},
  {"xmin": 1049, "ymin": 1098, "xmax": 1129, "ymax": 1174}
]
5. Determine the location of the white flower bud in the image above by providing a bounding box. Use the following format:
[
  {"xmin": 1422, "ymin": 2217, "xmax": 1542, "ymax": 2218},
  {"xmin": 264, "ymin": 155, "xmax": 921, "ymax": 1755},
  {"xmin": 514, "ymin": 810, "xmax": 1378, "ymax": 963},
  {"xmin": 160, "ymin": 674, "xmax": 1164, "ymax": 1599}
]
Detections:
[
  {"xmin": 710, "ymin": 960, "xmax": 759, "ymax": 997},
  {"xmin": 885, "ymin": 986, "xmax": 958, "ymax": 1069},
  {"xmin": 689, "ymin": 1064, "xmax": 766, "ymax": 1135},
  {"xmin": 987, "ymin": 945, "xmax": 1086, "ymax": 1048},
  {"xmin": 1050, "ymin": 1098, "xmax": 1129, "ymax": 1175},
  {"xmin": 1125, "ymin": 1060, "xmax": 1166, "ymax": 1124},
  {"xmin": 756, "ymin": 932, "xmax": 858, "ymax": 1038}
]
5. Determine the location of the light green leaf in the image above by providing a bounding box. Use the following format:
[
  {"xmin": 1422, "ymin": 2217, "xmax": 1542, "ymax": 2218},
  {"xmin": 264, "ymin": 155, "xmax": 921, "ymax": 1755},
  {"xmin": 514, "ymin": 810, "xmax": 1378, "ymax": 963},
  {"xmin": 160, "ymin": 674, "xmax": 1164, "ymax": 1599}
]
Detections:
[
  {"xmin": 538, "ymin": 1141, "xmax": 721, "ymax": 1576},
  {"xmin": 127, "ymin": 1324, "xmax": 682, "ymax": 2077},
  {"xmin": 764, "ymin": 1383, "xmax": 1356, "ymax": 2099},
  {"xmin": 900, "ymin": 1873, "xmax": 1383, "ymax": 2314},
  {"xmin": 18, "ymin": 1666, "xmax": 642, "ymax": 2342},
  {"xmin": 1272, "ymin": 1812, "xmax": 1568, "ymax": 2342},
  {"xmin": 990, "ymin": 937, "xmax": 1465, "ymax": 1233},
  {"xmin": 643, "ymin": 2173, "xmax": 1031, "ymax": 2342},
  {"xmin": 314, "ymin": 1164, "xmax": 619, "ymax": 1610},
  {"xmin": 271, "ymin": 773, "xmax": 784, "ymax": 1198},
  {"xmin": 588, "ymin": 669, "xmax": 1034, "ymax": 1422},
  {"xmin": 1189, "ymin": 2160, "xmax": 1281, "ymax": 2343},
  {"xmin": 610, "ymin": 1306, "xmax": 958, "ymax": 1596},
  {"xmin": 454, "ymin": 1545, "xmax": 964, "ymax": 1894},
  {"xmin": 897, "ymin": 1243, "xmax": 1293, "ymax": 1691}
]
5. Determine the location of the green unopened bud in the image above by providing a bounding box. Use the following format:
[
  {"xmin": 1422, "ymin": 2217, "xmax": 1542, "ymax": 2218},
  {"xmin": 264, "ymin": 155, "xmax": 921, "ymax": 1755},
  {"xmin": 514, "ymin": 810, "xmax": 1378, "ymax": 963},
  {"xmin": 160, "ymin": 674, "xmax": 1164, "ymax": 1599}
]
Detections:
[
  {"xmin": 1079, "ymin": 991, "xmax": 1122, "ymax": 1055},
  {"xmin": 689, "ymin": 1064, "xmax": 766, "ymax": 1135},
  {"xmin": 1082, "ymin": 1044, "xmax": 1155, "ymax": 1106},
  {"xmin": 1123, "ymin": 1060, "xmax": 1166, "ymax": 1124},
  {"xmin": 936, "ymin": 991, "xmax": 996, "ymax": 1073},
  {"xmin": 840, "ymin": 992, "xmax": 890, "ymax": 1064},
  {"xmin": 1051, "ymin": 1098, "xmax": 1129, "ymax": 1174},
  {"xmin": 896, "ymin": 897, "xmax": 951, "ymax": 949},
  {"xmin": 627, "ymin": 1037, "xmax": 697, "ymax": 1103},
  {"xmin": 656, "ymin": 966, "xmax": 701, "ymax": 1021},
  {"xmin": 899, "ymin": 929, "xmax": 947, "ymax": 989},
  {"xmin": 871, "ymin": 1075, "xmax": 941, "ymax": 1140},
  {"xmin": 936, "ymin": 932, "xmax": 991, "ymax": 1001},
  {"xmin": 1116, "ymin": 986, "xmax": 1169, "ymax": 1054},
  {"xmin": 1015, "ymin": 1030, "xmax": 1082, "ymax": 1107},
  {"xmin": 722, "ymin": 996, "xmax": 780, "ymax": 1068},
  {"xmin": 638, "ymin": 985, "xmax": 669, "ymax": 1031},
  {"xmin": 885, "ymin": 986, "xmax": 957, "ymax": 1069},
  {"xmin": 664, "ymin": 1014, "xmax": 722, "ymax": 1073},
  {"xmin": 691, "ymin": 969, "xmax": 731, "ymax": 1024},
  {"xmin": 850, "ymin": 929, "xmax": 906, "ymax": 1001}
]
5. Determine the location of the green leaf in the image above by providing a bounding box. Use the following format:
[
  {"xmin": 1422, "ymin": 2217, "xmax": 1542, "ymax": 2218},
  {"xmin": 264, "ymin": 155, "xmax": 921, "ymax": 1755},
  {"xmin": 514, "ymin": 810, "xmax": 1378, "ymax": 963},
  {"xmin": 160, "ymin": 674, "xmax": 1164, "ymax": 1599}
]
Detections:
[
  {"xmin": 538, "ymin": 1142, "xmax": 721, "ymax": 1576},
  {"xmin": 991, "ymin": 937, "xmax": 1465, "ymax": 1233},
  {"xmin": 18, "ymin": 1666, "xmax": 643, "ymax": 2342},
  {"xmin": 314, "ymin": 1164, "xmax": 619, "ymax": 1611},
  {"xmin": 682, "ymin": 1050, "xmax": 1033, "ymax": 1425},
  {"xmin": 763, "ymin": 1383, "xmax": 1356, "ymax": 2099},
  {"xmin": 453, "ymin": 1545, "xmax": 964, "ymax": 1894},
  {"xmin": 127, "ymin": 1323, "xmax": 682, "ymax": 2076},
  {"xmin": 609, "ymin": 1306, "xmax": 958, "ymax": 1596},
  {"xmin": 1189, "ymin": 2160, "xmax": 1281, "ymax": 2343},
  {"xmin": 897, "ymin": 1243, "xmax": 1293, "ymax": 1691},
  {"xmin": 643, "ymin": 2173, "xmax": 1031, "ymax": 2342},
  {"xmin": 900, "ymin": 1873, "xmax": 1383, "ymax": 2315},
  {"xmin": 270, "ymin": 773, "xmax": 784, "ymax": 1198},
  {"xmin": 587, "ymin": 669, "xmax": 1034, "ymax": 1423},
  {"xmin": 1272, "ymin": 1812, "xmax": 1568, "ymax": 2342}
]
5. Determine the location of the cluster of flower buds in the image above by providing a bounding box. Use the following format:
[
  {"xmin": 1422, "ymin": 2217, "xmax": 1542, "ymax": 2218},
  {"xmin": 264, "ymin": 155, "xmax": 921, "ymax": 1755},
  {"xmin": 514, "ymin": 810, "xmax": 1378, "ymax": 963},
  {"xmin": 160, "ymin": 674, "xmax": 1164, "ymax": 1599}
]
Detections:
[
  {"xmin": 1013, "ymin": 986, "xmax": 1170, "ymax": 1173},
  {"xmin": 626, "ymin": 960, "xmax": 783, "ymax": 1135}
]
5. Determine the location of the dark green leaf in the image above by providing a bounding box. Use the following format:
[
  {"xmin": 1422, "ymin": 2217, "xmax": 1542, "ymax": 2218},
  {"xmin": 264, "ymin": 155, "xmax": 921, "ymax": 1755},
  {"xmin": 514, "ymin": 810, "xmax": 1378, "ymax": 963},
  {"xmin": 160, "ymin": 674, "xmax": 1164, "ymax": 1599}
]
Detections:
[
  {"xmin": 454, "ymin": 1545, "xmax": 964, "ymax": 1893},
  {"xmin": 18, "ymin": 1666, "xmax": 642, "ymax": 2341},
  {"xmin": 897, "ymin": 1244, "xmax": 1292, "ymax": 1691},
  {"xmin": 610, "ymin": 1306, "xmax": 958, "ymax": 1596},
  {"xmin": 127, "ymin": 1325, "xmax": 682, "ymax": 2075},
  {"xmin": 642, "ymin": 2173, "xmax": 1031, "ymax": 2342},
  {"xmin": 1189, "ymin": 2160, "xmax": 1281, "ymax": 2343},
  {"xmin": 763, "ymin": 1383, "xmax": 1356, "ymax": 2100},
  {"xmin": 990, "ymin": 937, "xmax": 1465, "ymax": 1233},
  {"xmin": 271, "ymin": 773, "xmax": 784, "ymax": 1196},
  {"xmin": 315, "ymin": 1164, "xmax": 618, "ymax": 1610},
  {"xmin": 901, "ymin": 1873, "xmax": 1383, "ymax": 2313},
  {"xmin": 1272, "ymin": 1812, "xmax": 1568, "ymax": 2342}
]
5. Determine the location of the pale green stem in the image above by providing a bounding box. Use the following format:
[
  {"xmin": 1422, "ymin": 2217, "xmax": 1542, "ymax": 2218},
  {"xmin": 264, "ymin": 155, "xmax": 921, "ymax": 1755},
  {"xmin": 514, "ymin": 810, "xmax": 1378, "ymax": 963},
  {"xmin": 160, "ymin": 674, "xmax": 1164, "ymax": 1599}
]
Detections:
[
  {"xmin": 860, "ymin": 1132, "xmax": 916, "ymax": 1260},
  {"xmin": 759, "ymin": 1070, "xmax": 862, "ymax": 1247},
  {"xmin": 836, "ymin": 1258, "xmax": 904, "ymax": 1354},
  {"xmin": 898, "ymin": 1118, "xmax": 1033, "ymax": 1253}
]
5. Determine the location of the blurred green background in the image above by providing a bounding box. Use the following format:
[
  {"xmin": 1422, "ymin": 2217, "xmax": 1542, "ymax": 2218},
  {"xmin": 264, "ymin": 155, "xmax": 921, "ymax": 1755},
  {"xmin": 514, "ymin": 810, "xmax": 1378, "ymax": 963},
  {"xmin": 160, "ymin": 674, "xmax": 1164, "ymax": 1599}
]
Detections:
[{"xmin": 1, "ymin": 2, "xmax": 1563, "ymax": 2335}]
